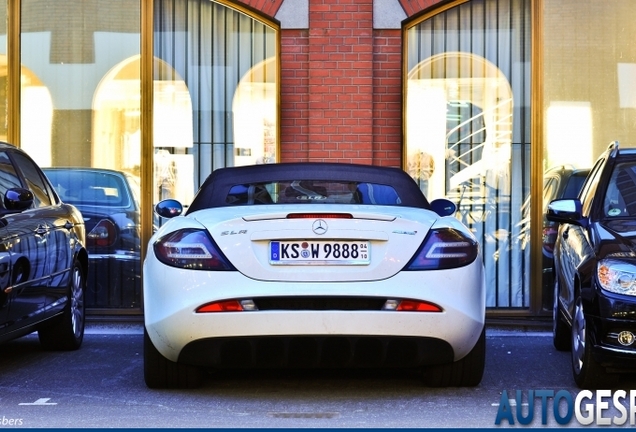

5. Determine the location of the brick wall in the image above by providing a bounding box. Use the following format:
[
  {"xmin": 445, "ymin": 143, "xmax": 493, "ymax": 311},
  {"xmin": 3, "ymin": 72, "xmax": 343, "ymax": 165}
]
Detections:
[
  {"xmin": 397, "ymin": 0, "xmax": 440, "ymax": 17},
  {"xmin": 234, "ymin": 0, "xmax": 446, "ymax": 166},
  {"xmin": 280, "ymin": 29, "xmax": 311, "ymax": 161},
  {"xmin": 372, "ymin": 30, "xmax": 402, "ymax": 167},
  {"xmin": 304, "ymin": 0, "xmax": 374, "ymax": 164}
]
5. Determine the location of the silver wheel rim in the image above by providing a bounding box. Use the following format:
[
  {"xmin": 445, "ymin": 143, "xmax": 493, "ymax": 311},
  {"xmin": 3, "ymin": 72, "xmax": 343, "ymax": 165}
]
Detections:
[
  {"xmin": 572, "ymin": 296, "xmax": 585, "ymax": 374},
  {"xmin": 70, "ymin": 265, "xmax": 84, "ymax": 339}
]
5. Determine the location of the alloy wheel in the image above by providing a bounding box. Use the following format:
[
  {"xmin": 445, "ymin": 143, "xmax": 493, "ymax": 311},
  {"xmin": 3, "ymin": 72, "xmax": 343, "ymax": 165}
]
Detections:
[
  {"xmin": 571, "ymin": 295, "xmax": 586, "ymax": 374},
  {"xmin": 70, "ymin": 265, "xmax": 85, "ymax": 339},
  {"xmin": 552, "ymin": 279, "xmax": 560, "ymax": 335}
]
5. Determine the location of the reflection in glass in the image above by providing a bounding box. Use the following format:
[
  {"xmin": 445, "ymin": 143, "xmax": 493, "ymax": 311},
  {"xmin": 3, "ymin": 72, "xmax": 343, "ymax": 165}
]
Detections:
[
  {"xmin": 21, "ymin": 0, "xmax": 142, "ymax": 310},
  {"xmin": 406, "ymin": 0, "xmax": 531, "ymax": 308},
  {"xmin": 542, "ymin": 0, "xmax": 636, "ymax": 311},
  {"xmin": 0, "ymin": 2, "xmax": 5, "ymax": 141},
  {"xmin": 154, "ymin": 0, "xmax": 278, "ymax": 199},
  {"xmin": 93, "ymin": 56, "xmax": 194, "ymax": 206}
]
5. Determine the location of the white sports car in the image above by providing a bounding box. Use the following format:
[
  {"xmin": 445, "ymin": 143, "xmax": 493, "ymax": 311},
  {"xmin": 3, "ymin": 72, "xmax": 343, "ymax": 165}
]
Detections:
[{"xmin": 143, "ymin": 163, "xmax": 486, "ymax": 388}]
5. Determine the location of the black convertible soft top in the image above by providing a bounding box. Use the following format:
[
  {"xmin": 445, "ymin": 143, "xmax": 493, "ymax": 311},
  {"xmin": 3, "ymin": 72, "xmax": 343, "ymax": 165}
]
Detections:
[{"xmin": 186, "ymin": 162, "xmax": 430, "ymax": 213}]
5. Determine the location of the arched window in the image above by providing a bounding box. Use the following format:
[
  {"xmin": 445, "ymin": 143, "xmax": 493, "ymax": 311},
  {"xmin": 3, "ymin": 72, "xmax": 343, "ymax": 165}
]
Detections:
[
  {"xmin": 154, "ymin": 0, "xmax": 279, "ymax": 194},
  {"xmin": 405, "ymin": 0, "xmax": 531, "ymax": 308}
]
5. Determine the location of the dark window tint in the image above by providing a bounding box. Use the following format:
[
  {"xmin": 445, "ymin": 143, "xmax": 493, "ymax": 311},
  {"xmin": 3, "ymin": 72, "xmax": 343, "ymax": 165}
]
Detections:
[
  {"xmin": 11, "ymin": 152, "xmax": 52, "ymax": 207},
  {"xmin": 225, "ymin": 181, "xmax": 402, "ymax": 206},
  {"xmin": 561, "ymin": 173, "xmax": 588, "ymax": 199},
  {"xmin": 604, "ymin": 162, "xmax": 636, "ymax": 217},
  {"xmin": 0, "ymin": 152, "xmax": 22, "ymax": 209},
  {"xmin": 542, "ymin": 177, "xmax": 558, "ymax": 213}
]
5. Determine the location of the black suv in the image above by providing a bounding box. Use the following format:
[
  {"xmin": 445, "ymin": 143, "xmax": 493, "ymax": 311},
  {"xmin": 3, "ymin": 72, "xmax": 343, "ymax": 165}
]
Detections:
[
  {"xmin": 540, "ymin": 166, "xmax": 590, "ymax": 311},
  {"xmin": 548, "ymin": 141, "xmax": 636, "ymax": 388}
]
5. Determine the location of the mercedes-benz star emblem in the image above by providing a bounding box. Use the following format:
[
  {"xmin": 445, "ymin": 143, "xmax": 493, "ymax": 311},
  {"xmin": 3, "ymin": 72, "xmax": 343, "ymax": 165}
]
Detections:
[{"xmin": 312, "ymin": 219, "xmax": 328, "ymax": 235}]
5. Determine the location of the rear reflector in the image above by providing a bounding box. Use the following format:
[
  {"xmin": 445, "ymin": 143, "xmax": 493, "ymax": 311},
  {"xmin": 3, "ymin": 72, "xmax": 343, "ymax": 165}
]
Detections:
[
  {"xmin": 197, "ymin": 300, "xmax": 243, "ymax": 313},
  {"xmin": 196, "ymin": 299, "xmax": 258, "ymax": 313},
  {"xmin": 383, "ymin": 299, "xmax": 442, "ymax": 312},
  {"xmin": 287, "ymin": 213, "xmax": 353, "ymax": 219}
]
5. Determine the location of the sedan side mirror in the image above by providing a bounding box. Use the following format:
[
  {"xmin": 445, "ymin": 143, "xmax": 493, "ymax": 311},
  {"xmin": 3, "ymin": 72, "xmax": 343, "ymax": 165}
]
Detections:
[
  {"xmin": 155, "ymin": 199, "xmax": 183, "ymax": 219},
  {"xmin": 4, "ymin": 187, "xmax": 34, "ymax": 212},
  {"xmin": 546, "ymin": 198, "xmax": 586, "ymax": 227}
]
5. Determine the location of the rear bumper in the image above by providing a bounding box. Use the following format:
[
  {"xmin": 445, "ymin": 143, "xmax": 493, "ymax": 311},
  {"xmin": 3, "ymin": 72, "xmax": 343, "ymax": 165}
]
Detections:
[{"xmin": 144, "ymin": 257, "xmax": 486, "ymax": 364}]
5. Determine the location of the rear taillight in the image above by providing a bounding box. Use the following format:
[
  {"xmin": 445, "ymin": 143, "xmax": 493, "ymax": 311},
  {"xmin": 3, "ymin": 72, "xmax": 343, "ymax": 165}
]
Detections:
[
  {"xmin": 153, "ymin": 229, "xmax": 235, "ymax": 271},
  {"xmin": 405, "ymin": 228, "xmax": 478, "ymax": 270},
  {"xmin": 87, "ymin": 219, "xmax": 117, "ymax": 247},
  {"xmin": 542, "ymin": 224, "xmax": 559, "ymax": 255}
]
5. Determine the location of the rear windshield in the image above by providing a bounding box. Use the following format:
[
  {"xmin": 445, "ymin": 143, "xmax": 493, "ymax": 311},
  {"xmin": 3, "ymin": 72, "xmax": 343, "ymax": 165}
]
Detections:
[
  {"xmin": 44, "ymin": 170, "xmax": 131, "ymax": 207},
  {"xmin": 225, "ymin": 181, "xmax": 402, "ymax": 206}
]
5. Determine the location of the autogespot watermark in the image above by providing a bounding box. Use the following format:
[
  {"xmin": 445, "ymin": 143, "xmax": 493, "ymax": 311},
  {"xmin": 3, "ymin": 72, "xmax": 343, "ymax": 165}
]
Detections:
[
  {"xmin": 0, "ymin": 416, "xmax": 23, "ymax": 427},
  {"xmin": 494, "ymin": 389, "xmax": 636, "ymax": 426}
]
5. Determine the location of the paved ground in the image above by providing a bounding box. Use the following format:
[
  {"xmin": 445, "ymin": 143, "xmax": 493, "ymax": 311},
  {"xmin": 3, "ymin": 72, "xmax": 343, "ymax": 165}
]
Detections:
[{"xmin": 5, "ymin": 319, "xmax": 625, "ymax": 428}]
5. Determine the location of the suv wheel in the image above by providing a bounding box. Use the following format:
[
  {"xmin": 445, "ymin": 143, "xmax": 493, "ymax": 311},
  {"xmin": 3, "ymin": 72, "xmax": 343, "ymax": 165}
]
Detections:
[
  {"xmin": 552, "ymin": 276, "xmax": 569, "ymax": 351},
  {"xmin": 570, "ymin": 292, "xmax": 615, "ymax": 389}
]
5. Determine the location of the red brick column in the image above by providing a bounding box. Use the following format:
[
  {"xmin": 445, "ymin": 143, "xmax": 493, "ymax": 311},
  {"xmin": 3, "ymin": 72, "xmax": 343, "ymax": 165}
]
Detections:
[
  {"xmin": 373, "ymin": 30, "xmax": 402, "ymax": 167},
  {"xmin": 305, "ymin": 0, "xmax": 374, "ymax": 163},
  {"xmin": 280, "ymin": 29, "xmax": 311, "ymax": 162}
]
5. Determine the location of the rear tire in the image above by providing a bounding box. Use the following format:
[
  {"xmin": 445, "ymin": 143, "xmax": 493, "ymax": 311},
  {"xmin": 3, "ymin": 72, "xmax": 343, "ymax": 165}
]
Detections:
[
  {"xmin": 38, "ymin": 259, "xmax": 85, "ymax": 350},
  {"xmin": 423, "ymin": 327, "xmax": 485, "ymax": 387},
  {"xmin": 144, "ymin": 329, "xmax": 202, "ymax": 389},
  {"xmin": 552, "ymin": 276, "xmax": 570, "ymax": 351}
]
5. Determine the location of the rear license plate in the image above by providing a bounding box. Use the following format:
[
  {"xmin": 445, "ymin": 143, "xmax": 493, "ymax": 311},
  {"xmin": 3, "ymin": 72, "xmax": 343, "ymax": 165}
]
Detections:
[{"xmin": 270, "ymin": 241, "xmax": 370, "ymax": 265}]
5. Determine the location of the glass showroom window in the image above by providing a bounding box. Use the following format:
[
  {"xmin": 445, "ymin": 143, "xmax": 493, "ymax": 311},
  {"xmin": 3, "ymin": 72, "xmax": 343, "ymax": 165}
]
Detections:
[
  {"xmin": 537, "ymin": 0, "xmax": 636, "ymax": 314},
  {"xmin": 543, "ymin": 0, "xmax": 636, "ymax": 165},
  {"xmin": 0, "ymin": 2, "xmax": 6, "ymax": 141},
  {"xmin": 154, "ymin": 0, "xmax": 278, "ymax": 204},
  {"xmin": 21, "ymin": 0, "xmax": 142, "ymax": 311},
  {"xmin": 405, "ymin": 0, "xmax": 531, "ymax": 308}
]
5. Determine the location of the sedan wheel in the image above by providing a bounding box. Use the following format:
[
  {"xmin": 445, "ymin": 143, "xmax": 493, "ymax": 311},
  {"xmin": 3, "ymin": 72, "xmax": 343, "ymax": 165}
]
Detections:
[
  {"xmin": 552, "ymin": 276, "xmax": 569, "ymax": 351},
  {"xmin": 570, "ymin": 293, "xmax": 606, "ymax": 389},
  {"xmin": 38, "ymin": 259, "xmax": 85, "ymax": 350}
]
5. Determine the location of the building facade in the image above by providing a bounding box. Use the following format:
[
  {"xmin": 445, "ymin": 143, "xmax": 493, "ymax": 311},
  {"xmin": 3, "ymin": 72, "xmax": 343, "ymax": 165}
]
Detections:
[{"xmin": 0, "ymin": 0, "xmax": 633, "ymax": 317}]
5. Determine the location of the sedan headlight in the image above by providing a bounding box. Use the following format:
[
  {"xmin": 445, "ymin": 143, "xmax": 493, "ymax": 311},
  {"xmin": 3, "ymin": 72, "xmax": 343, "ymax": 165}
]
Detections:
[
  {"xmin": 404, "ymin": 228, "xmax": 479, "ymax": 271},
  {"xmin": 597, "ymin": 259, "xmax": 636, "ymax": 296},
  {"xmin": 153, "ymin": 228, "xmax": 235, "ymax": 271}
]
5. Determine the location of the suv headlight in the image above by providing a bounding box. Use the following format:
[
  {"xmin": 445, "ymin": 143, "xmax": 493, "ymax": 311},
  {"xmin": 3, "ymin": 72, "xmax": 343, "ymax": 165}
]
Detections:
[{"xmin": 597, "ymin": 259, "xmax": 636, "ymax": 296}]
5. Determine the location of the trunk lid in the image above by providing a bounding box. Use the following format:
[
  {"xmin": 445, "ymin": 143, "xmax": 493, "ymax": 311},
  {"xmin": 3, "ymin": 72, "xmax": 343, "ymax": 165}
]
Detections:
[{"xmin": 193, "ymin": 205, "xmax": 437, "ymax": 282}]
